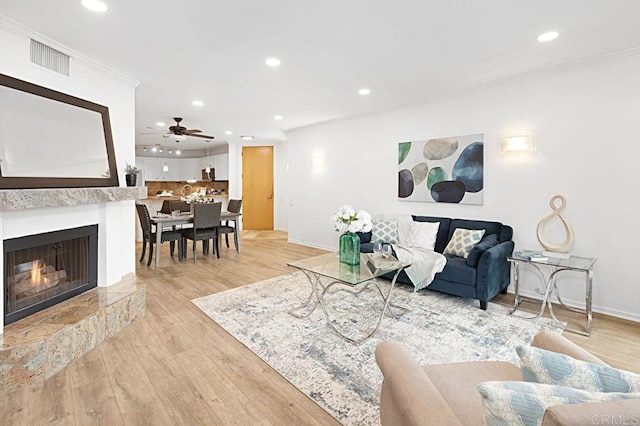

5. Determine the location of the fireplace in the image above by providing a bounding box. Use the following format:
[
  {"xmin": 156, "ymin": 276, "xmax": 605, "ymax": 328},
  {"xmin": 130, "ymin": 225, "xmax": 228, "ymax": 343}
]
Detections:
[{"xmin": 3, "ymin": 225, "xmax": 98, "ymax": 325}]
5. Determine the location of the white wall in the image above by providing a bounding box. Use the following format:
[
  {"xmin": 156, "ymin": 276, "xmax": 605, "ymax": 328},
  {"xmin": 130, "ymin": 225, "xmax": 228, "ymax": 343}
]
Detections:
[
  {"xmin": 286, "ymin": 53, "xmax": 640, "ymax": 322},
  {"xmin": 0, "ymin": 23, "xmax": 139, "ymax": 296}
]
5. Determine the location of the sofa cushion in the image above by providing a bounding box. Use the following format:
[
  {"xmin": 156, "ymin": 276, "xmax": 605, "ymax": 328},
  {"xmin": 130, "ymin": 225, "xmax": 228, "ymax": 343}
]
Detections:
[
  {"xmin": 356, "ymin": 231, "xmax": 372, "ymax": 244},
  {"xmin": 466, "ymin": 234, "xmax": 499, "ymax": 267},
  {"xmin": 477, "ymin": 381, "xmax": 640, "ymax": 426},
  {"xmin": 517, "ymin": 345, "xmax": 640, "ymax": 393},
  {"xmin": 371, "ymin": 218, "xmax": 399, "ymax": 244},
  {"xmin": 437, "ymin": 255, "xmax": 477, "ymax": 286},
  {"xmin": 444, "ymin": 228, "xmax": 485, "ymax": 258},
  {"xmin": 449, "ymin": 219, "xmax": 503, "ymax": 243},
  {"xmin": 406, "ymin": 221, "xmax": 439, "ymax": 251},
  {"xmin": 412, "ymin": 216, "xmax": 451, "ymax": 253}
]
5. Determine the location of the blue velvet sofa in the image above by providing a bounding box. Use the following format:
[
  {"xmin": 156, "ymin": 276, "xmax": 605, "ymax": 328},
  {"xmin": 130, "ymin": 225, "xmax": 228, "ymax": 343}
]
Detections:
[{"xmin": 360, "ymin": 215, "xmax": 514, "ymax": 310}]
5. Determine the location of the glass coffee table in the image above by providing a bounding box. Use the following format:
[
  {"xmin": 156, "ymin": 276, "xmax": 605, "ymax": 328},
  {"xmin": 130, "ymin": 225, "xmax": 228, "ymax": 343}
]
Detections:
[{"xmin": 287, "ymin": 252, "xmax": 411, "ymax": 345}]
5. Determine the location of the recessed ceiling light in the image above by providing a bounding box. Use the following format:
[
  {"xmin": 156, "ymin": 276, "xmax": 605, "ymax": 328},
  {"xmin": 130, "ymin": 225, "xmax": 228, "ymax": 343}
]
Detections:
[
  {"xmin": 192, "ymin": 100, "xmax": 204, "ymax": 106},
  {"xmin": 537, "ymin": 31, "xmax": 559, "ymax": 42},
  {"xmin": 274, "ymin": 115, "xmax": 283, "ymax": 120},
  {"xmin": 265, "ymin": 57, "xmax": 281, "ymax": 67},
  {"xmin": 225, "ymin": 130, "xmax": 233, "ymax": 135},
  {"xmin": 358, "ymin": 88, "xmax": 371, "ymax": 95},
  {"xmin": 241, "ymin": 135, "xmax": 254, "ymax": 140},
  {"xmin": 158, "ymin": 148, "xmax": 163, "ymax": 153},
  {"xmin": 151, "ymin": 146, "xmax": 157, "ymax": 152},
  {"xmin": 156, "ymin": 121, "xmax": 165, "ymax": 127},
  {"xmin": 176, "ymin": 150, "xmax": 181, "ymax": 155},
  {"xmin": 81, "ymin": 0, "xmax": 108, "ymax": 12}
]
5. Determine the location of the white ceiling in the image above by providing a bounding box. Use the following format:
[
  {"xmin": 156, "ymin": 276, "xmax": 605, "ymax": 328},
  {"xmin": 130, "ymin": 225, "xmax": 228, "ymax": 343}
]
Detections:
[{"xmin": 2, "ymin": 1, "xmax": 640, "ymax": 152}]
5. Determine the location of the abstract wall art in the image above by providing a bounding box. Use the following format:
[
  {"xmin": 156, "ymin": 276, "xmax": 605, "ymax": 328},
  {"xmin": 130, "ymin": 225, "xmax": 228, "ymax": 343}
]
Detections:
[{"xmin": 398, "ymin": 133, "xmax": 484, "ymax": 205}]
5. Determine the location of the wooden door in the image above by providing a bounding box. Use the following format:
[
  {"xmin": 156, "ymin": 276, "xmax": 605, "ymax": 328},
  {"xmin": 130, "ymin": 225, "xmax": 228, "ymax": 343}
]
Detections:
[{"xmin": 242, "ymin": 146, "xmax": 274, "ymax": 230}]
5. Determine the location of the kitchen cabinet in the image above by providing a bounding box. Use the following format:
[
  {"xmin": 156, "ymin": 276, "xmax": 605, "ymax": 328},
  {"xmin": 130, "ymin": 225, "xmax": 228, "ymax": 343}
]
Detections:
[
  {"xmin": 179, "ymin": 158, "xmax": 200, "ymax": 181},
  {"xmin": 214, "ymin": 153, "xmax": 229, "ymax": 180},
  {"xmin": 140, "ymin": 157, "xmax": 178, "ymax": 181}
]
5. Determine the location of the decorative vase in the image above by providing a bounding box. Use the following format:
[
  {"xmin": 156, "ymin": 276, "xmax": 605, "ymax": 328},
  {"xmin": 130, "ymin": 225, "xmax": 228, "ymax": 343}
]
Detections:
[
  {"xmin": 339, "ymin": 232, "xmax": 360, "ymax": 265},
  {"xmin": 125, "ymin": 173, "xmax": 136, "ymax": 187}
]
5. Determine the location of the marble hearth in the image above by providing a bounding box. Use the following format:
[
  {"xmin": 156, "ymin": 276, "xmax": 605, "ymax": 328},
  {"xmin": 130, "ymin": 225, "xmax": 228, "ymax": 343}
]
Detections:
[{"xmin": 0, "ymin": 186, "xmax": 146, "ymax": 392}]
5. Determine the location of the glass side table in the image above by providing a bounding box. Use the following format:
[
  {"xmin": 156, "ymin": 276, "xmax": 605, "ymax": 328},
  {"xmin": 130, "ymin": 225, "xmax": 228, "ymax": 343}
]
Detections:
[{"xmin": 508, "ymin": 254, "xmax": 596, "ymax": 336}]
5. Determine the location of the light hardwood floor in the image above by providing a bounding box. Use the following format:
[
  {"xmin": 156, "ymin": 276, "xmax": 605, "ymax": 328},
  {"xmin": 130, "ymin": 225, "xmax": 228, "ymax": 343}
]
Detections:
[{"xmin": 1, "ymin": 233, "xmax": 639, "ymax": 425}]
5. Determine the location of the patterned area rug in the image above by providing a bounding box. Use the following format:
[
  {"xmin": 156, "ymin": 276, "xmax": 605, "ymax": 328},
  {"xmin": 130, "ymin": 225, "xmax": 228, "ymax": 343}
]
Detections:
[{"xmin": 192, "ymin": 272, "xmax": 564, "ymax": 425}]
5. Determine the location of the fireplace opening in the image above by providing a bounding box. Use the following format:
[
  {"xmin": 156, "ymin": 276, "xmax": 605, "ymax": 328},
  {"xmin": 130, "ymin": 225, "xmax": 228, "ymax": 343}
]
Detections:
[{"xmin": 3, "ymin": 225, "xmax": 98, "ymax": 325}]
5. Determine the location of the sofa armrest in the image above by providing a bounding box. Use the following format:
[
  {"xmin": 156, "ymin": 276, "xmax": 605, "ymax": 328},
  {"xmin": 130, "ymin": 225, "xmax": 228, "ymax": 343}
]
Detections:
[
  {"xmin": 531, "ymin": 331, "xmax": 608, "ymax": 366},
  {"xmin": 542, "ymin": 398, "xmax": 640, "ymax": 426},
  {"xmin": 475, "ymin": 240, "xmax": 514, "ymax": 302},
  {"xmin": 375, "ymin": 340, "xmax": 462, "ymax": 426}
]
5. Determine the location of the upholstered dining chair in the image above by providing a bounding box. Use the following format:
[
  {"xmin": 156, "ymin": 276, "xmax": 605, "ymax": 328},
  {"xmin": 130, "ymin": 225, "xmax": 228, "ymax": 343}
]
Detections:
[
  {"xmin": 169, "ymin": 200, "xmax": 190, "ymax": 213},
  {"xmin": 181, "ymin": 202, "xmax": 222, "ymax": 262},
  {"xmin": 158, "ymin": 200, "xmax": 172, "ymax": 214},
  {"xmin": 217, "ymin": 199, "xmax": 242, "ymax": 253},
  {"xmin": 135, "ymin": 203, "xmax": 183, "ymax": 266}
]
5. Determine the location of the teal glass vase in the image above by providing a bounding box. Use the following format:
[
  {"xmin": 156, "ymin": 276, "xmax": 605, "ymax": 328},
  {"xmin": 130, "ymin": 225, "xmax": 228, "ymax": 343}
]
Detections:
[{"xmin": 339, "ymin": 232, "xmax": 361, "ymax": 265}]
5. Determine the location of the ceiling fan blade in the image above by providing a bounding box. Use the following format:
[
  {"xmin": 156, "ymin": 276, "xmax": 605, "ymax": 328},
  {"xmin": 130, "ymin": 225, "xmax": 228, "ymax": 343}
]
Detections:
[
  {"xmin": 185, "ymin": 129, "xmax": 202, "ymax": 134},
  {"xmin": 139, "ymin": 131, "xmax": 168, "ymax": 135},
  {"xmin": 189, "ymin": 133, "xmax": 215, "ymax": 139}
]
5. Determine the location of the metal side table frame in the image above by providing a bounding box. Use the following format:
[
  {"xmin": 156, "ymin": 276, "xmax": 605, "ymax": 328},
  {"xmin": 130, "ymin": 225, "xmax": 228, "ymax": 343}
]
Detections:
[
  {"xmin": 288, "ymin": 253, "xmax": 411, "ymax": 345},
  {"xmin": 509, "ymin": 255, "xmax": 596, "ymax": 336}
]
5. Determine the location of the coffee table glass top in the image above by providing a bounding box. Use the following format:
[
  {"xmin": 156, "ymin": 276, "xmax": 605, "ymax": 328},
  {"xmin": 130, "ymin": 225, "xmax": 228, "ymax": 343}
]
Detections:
[{"xmin": 287, "ymin": 253, "xmax": 410, "ymax": 285}]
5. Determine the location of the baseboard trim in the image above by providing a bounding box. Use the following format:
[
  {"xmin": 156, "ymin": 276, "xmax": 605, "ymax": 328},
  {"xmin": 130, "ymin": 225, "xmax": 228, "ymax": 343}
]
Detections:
[{"xmin": 287, "ymin": 238, "xmax": 333, "ymax": 252}]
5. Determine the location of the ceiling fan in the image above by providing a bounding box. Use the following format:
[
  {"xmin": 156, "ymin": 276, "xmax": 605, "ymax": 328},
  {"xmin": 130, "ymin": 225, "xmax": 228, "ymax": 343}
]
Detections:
[
  {"xmin": 141, "ymin": 117, "xmax": 215, "ymax": 140},
  {"xmin": 168, "ymin": 117, "xmax": 214, "ymax": 140}
]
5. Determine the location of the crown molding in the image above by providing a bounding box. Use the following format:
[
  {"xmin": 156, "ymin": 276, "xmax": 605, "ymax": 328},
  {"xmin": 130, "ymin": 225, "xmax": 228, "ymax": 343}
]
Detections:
[{"xmin": 0, "ymin": 15, "xmax": 139, "ymax": 88}]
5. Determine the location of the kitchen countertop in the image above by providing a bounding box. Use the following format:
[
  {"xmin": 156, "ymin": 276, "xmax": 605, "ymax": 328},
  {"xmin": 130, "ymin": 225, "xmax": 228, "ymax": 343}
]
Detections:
[{"xmin": 145, "ymin": 194, "xmax": 228, "ymax": 201}]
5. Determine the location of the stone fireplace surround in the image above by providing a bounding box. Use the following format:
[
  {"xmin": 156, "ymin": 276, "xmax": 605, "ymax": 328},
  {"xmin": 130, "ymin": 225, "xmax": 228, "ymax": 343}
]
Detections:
[{"xmin": 0, "ymin": 186, "xmax": 146, "ymax": 392}]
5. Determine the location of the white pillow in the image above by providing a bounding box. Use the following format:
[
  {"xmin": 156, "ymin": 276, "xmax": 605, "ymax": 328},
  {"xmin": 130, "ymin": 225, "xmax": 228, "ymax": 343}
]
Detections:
[{"xmin": 405, "ymin": 221, "xmax": 440, "ymax": 251}]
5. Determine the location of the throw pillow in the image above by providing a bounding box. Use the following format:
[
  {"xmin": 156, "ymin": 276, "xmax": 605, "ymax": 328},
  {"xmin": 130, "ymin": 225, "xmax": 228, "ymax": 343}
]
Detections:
[
  {"xmin": 466, "ymin": 234, "xmax": 499, "ymax": 267},
  {"xmin": 517, "ymin": 345, "xmax": 640, "ymax": 393},
  {"xmin": 405, "ymin": 221, "xmax": 440, "ymax": 251},
  {"xmin": 443, "ymin": 228, "xmax": 486, "ymax": 258},
  {"xmin": 371, "ymin": 219, "xmax": 399, "ymax": 244},
  {"xmin": 477, "ymin": 381, "xmax": 640, "ymax": 426}
]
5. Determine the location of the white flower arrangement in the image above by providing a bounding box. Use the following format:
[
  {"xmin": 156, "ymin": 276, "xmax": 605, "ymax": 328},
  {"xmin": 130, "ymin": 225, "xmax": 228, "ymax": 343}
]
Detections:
[
  {"xmin": 181, "ymin": 193, "xmax": 208, "ymax": 204},
  {"xmin": 330, "ymin": 205, "xmax": 372, "ymax": 234}
]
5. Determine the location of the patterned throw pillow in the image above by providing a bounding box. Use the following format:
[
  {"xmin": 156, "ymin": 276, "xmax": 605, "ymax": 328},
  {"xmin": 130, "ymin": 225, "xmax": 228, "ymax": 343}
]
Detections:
[
  {"xmin": 371, "ymin": 219, "xmax": 399, "ymax": 244},
  {"xmin": 478, "ymin": 381, "xmax": 640, "ymax": 426},
  {"xmin": 405, "ymin": 221, "xmax": 440, "ymax": 251},
  {"xmin": 517, "ymin": 345, "xmax": 640, "ymax": 392},
  {"xmin": 443, "ymin": 228, "xmax": 485, "ymax": 258}
]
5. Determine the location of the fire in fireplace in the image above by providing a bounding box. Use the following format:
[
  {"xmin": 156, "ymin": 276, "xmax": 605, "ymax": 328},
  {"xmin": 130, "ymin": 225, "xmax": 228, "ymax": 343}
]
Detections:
[{"xmin": 3, "ymin": 225, "xmax": 98, "ymax": 325}]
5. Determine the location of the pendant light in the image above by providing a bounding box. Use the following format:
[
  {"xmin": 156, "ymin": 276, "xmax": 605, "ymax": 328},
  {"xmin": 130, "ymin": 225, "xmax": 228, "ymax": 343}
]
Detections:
[
  {"xmin": 205, "ymin": 144, "xmax": 211, "ymax": 174},
  {"xmin": 162, "ymin": 144, "xmax": 169, "ymax": 172}
]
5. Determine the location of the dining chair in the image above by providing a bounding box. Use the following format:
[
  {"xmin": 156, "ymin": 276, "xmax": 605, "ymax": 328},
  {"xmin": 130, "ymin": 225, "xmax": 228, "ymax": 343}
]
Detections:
[
  {"xmin": 217, "ymin": 199, "xmax": 242, "ymax": 253},
  {"xmin": 169, "ymin": 200, "xmax": 191, "ymax": 213},
  {"xmin": 181, "ymin": 202, "xmax": 221, "ymax": 262},
  {"xmin": 135, "ymin": 203, "xmax": 183, "ymax": 266},
  {"xmin": 158, "ymin": 200, "xmax": 172, "ymax": 214}
]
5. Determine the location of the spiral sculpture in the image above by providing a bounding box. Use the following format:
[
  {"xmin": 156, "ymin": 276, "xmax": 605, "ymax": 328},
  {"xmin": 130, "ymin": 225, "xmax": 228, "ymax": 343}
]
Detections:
[{"xmin": 536, "ymin": 193, "xmax": 575, "ymax": 253}]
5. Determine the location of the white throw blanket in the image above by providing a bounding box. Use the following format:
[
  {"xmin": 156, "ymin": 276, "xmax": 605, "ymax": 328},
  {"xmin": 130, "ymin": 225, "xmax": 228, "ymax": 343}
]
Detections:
[{"xmin": 376, "ymin": 214, "xmax": 447, "ymax": 291}]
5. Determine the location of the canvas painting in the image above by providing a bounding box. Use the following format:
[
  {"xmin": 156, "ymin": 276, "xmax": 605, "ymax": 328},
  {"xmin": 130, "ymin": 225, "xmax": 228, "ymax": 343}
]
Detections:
[{"xmin": 398, "ymin": 133, "xmax": 484, "ymax": 205}]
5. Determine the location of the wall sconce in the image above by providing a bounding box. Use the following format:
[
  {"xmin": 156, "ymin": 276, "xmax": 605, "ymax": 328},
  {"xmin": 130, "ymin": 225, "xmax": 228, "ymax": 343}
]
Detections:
[
  {"xmin": 500, "ymin": 131, "xmax": 537, "ymax": 154},
  {"xmin": 311, "ymin": 156, "xmax": 325, "ymax": 172}
]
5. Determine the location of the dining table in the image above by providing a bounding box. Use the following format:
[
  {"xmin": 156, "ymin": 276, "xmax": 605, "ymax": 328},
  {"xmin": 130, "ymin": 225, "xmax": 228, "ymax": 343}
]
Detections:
[{"xmin": 150, "ymin": 211, "xmax": 242, "ymax": 268}]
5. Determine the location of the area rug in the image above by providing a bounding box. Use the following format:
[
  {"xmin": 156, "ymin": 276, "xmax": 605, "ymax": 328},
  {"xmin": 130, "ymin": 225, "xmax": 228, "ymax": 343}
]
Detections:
[{"xmin": 192, "ymin": 272, "xmax": 564, "ymax": 425}]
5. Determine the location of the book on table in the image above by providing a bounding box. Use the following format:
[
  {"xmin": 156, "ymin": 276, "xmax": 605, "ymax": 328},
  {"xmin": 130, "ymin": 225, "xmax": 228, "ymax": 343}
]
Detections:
[
  {"xmin": 367, "ymin": 254, "xmax": 402, "ymax": 272},
  {"xmin": 513, "ymin": 250, "xmax": 548, "ymax": 262}
]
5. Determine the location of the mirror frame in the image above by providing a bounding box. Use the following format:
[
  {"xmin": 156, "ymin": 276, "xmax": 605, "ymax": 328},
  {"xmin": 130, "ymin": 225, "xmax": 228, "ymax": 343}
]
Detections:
[{"xmin": 0, "ymin": 73, "xmax": 119, "ymax": 189}]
